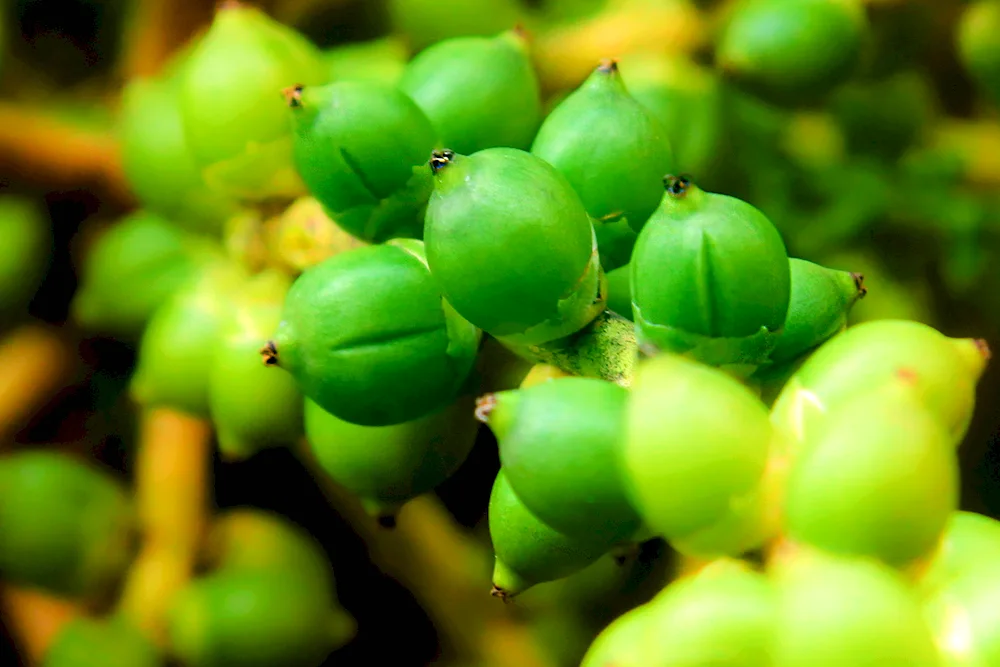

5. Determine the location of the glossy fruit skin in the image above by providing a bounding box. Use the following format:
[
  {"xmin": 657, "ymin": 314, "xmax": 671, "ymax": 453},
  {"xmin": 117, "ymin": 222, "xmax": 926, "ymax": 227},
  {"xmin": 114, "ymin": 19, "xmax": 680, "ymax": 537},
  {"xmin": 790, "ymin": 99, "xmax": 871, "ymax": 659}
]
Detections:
[
  {"xmin": 717, "ymin": 0, "xmax": 868, "ymax": 105},
  {"xmin": 488, "ymin": 470, "xmax": 618, "ymax": 598},
  {"xmin": 0, "ymin": 196, "xmax": 52, "ymax": 326},
  {"xmin": 42, "ymin": 615, "xmax": 160, "ymax": 667},
  {"xmin": 604, "ymin": 263, "xmax": 633, "ymax": 321},
  {"xmin": 167, "ymin": 569, "xmax": 350, "ymax": 667},
  {"xmin": 770, "ymin": 320, "xmax": 988, "ymax": 452},
  {"xmin": 324, "ymin": 37, "xmax": 408, "ymax": 86},
  {"xmin": 486, "ymin": 377, "xmax": 639, "ymax": 543},
  {"xmin": 958, "ymin": 1, "xmax": 1000, "ymax": 106},
  {"xmin": 0, "ymin": 451, "xmax": 135, "ymax": 600},
  {"xmin": 304, "ymin": 391, "xmax": 479, "ymax": 519},
  {"xmin": 424, "ymin": 148, "xmax": 604, "ymax": 347},
  {"xmin": 671, "ymin": 473, "xmax": 775, "ymax": 560},
  {"xmin": 530, "ymin": 61, "xmax": 674, "ymax": 232},
  {"xmin": 288, "ymin": 81, "xmax": 438, "ymax": 243},
  {"xmin": 130, "ymin": 260, "xmax": 249, "ymax": 417},
  {"xmin": 72, "ymin": 211, "xmax": 219, "ymax": 339},
  {"xmin": 208, "ymin": 271, "xmax": 302, "ymax": 461},
  {"xmin": 772, "ymin": 551, "xmax": 943, "ymax": 667},
  {"xmin": 178, "ymin": 4, "xmax": 327, "ymax": 200},
  {"xmin": 271, "ymin": 240, "xmax": 480, "ymax": 427},
  {"xmin": 399, "ymin": 30, "xmax": 542, "ymax": 154},
  {"xmin": 917, "ymin": 511, "xmax": 1000, "ymax": 597},
  {"xmin": 579, "ymin": 602, "xmax": 652, "ymax": 667},
  {"xmin": 784, "ymin": 378, "xmax": 958, "ymax": 567},
  {"xmin": 924, "ymin": 563, "xmax": 1000, "ymax": 666},
  {"xmin": 631, "ymin": 179, "xmax": 791, "ymax": 375},
  {"xmin": 623, "ymin": 353, "xmax": 773, "ymax": 542},
  {"xmin": 387, "ymin": 0, "xmax": 526, "ymax": 51}
]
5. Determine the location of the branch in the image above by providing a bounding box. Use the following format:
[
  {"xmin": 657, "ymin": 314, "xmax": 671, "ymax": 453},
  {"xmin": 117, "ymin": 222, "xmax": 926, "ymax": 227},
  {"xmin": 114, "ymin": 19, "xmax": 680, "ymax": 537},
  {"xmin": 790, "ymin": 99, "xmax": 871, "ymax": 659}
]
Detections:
[{"xmin": 0, "ymin": 585, "xmax": 79, "ymax": 665}]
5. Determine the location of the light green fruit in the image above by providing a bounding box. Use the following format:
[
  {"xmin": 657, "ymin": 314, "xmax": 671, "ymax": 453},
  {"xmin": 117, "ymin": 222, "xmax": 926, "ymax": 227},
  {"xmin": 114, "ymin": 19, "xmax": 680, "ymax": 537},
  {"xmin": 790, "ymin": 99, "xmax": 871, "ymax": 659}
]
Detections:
[
  {"xmin": 924, "ymin": 564, "xmax": 1000, "ymax": 667},
  {"xmin": 580, "ymin": 603, "xmax": 653, "ymax": 667},
  {"xmin": 623, "ymin": 352, "xmax": 772, "ymax": 541},
  {"xmin": 387, "ymin": 0, "xmax": 527, "ymax": 51},
  {"xmin": 917, "ymin": 511, "xmax": 1000, "ymax": 598},
  {"xmin": 42, "ymin": 615, "xmax": 161, "ymax": 667},
  {"xmin": 324, "ymin": 37, "xmax": 409, "ymax": 86}
]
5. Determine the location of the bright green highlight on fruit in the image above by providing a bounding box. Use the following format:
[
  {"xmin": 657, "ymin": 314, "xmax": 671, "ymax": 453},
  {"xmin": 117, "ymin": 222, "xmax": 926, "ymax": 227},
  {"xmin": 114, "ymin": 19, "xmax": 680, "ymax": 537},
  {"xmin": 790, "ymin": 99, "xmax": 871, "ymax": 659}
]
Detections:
[
  {"xmin": 0, "ymin": 451, "xmax": 135, "ymax": 600},
  {"xmin": 623, "ymin": 352, "xmax": 772, "ymax": 541},
  {"xmin": 387, "ymin": 0, "xmax": 527, "ymax": 51},
  {"xmin": 425, "ymin": 147, "xmax": 605, "ymax": 347},
  {"xmin": 270, "ymin": 240, "xmax": 480, "ymax": 427},
  {"xmin": 918, "ymin": 511, "xmax": 1000, "ymax": 598},
  {"xmin": 530, "ymin": 60, "xmax": 674, "ymax": 232},
  {"xmin": 924, "ymin": 556, "xmax": 1000, "ymax": 666},
  {"xmin": 178, "ymin": 3, "xmax": 327, "ymax": 200},
  {"xmin": 0, "ymin": 195, "xmax": 51, "ymax": 326},
  {"xmin": 399, "ymin": 29, "xmax": 542, "ymax": 154}
]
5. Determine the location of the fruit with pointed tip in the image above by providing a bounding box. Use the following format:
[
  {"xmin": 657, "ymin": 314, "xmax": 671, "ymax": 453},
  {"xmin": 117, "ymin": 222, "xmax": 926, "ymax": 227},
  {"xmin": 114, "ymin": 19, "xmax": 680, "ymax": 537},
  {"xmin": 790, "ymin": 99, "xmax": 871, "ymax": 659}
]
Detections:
[{"xmin": 323, "ymin": 37, "xmax": 409, "ymax": 86}]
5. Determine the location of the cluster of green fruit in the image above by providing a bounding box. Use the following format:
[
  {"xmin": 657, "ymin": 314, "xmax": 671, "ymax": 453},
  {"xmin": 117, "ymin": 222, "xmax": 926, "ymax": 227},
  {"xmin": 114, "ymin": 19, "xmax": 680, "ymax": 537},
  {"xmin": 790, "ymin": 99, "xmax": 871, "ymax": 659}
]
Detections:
[{"xmin": 2, "ymin": 0, "xmax": 1000, "ymax": 665}]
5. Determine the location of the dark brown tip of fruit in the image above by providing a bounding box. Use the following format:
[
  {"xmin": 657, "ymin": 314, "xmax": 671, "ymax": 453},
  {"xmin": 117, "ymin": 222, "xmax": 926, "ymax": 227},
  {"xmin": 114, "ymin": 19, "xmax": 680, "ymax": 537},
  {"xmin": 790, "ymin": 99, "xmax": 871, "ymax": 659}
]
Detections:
[
  {"xmin": 490, "ymin": 585, "xmax": 512, "ymax": 603},
  {"xmin": 975, "ymin": 339, "xmax": 992, "ymax": 361},
  {"xmin": 613, "ymin": 554, "xmax": 628, "ymax": 566},
  {"xmin": 377, "ymin": 514, "xmax": 397, "ymax": 529},
  {"xmin": 283, "ymin": 85, "xmax": 304, "ymax": 108},
  {"xmin": 664, "ymin": 174, "xmax": 692, "ymax": 197},
  {"xmin": 260, "ymin": 340, "xmax": 279, "ymax": 366},
  {"xmin": 474, "ymin": 394, "xmax": 497, "ymax": 424},
  {"xmin": 430, "ymin": 149, "xmax": 455, "ymax": 174},
  {"xmin": 598, "ymin": 59, "xmax": 619, "ymax": 74},
  {"xmin": 851, "ymin": 273, "xmax": 867, "ymax": 298}
]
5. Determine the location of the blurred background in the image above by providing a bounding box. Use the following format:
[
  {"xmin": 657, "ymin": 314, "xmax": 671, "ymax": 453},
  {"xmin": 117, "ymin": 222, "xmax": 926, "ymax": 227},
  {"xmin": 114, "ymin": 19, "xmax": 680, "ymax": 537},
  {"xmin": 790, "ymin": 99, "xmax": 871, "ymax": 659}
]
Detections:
[{"xmin": 0, "ymin": 0, "xmax": 998, "ymax": 666}]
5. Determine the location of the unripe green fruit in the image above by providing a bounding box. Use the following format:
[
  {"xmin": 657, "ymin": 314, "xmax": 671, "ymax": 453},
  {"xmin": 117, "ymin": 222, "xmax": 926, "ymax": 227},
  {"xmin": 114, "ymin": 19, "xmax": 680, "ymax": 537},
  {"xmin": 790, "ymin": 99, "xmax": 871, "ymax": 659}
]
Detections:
[
  {"xmin": 425, "ymin": 148, "xmax": 604, "ymax": 346},
  {"xmin": 631, "ymin": 176, "xmax": 791, "ymax": 375},
  {"xmin": 270, "ymin": 240, "xmax": 480, "ymax": 426},
  {"xmin": 580, "ymin": 602, "xmax": 652, "ymax": 667},
  {"xmin": 488, "ymin": 470, "xmax": 618, "ymax": 599},
  {"xmin": 604, "ymin": 263, "xmax": 633, "ymax": 321},
  {"xmin": 785, "ymin": 377, "xmax": 958, "ymax": 567},
  {"xmin": 304, "ymin": 391, "xmax": 479, "ymax": 522},
  {"xmin": 917, "ymin": 511, "xmax": 1000, "ymax": 598},
  {"xmin": 0, "ymin": 196, "xmax": 51, "ymax": 325},
  {"xmin": 924, "ymin": 563, "xmax": 1000, "ymax": 667},
  {"xmin": 0, "ymin": 451, "xmax": 136, "ymax": 600},
  {"xmin": 771, "ymin": 319, "xmax": 989, "ymax": 452},
  {"xmin": 178, "ymin": 3, "xmax": 327, "ymax": 200},
  {"xmin": 530, "ymin": 60, "xmax": 674, "ymax": 232},
  {"xmin": 768, "ymin": 258, "xmax": 866, "ymax": 366},
  {"xmin": 387, "ymin": 0, "xmax": 527, "ymax": 51},
  {"xmin": 399, "ymin": 30, "xmax": 542, "ymax": 154},
  {"xmin": 958, "ymin": 1, "xmax": 1000, "ymax": 107},
  {"xmin": 623, "ymin": 353, "xmax": 772, "ymax": 541},
  {"xmin": 483, "ymin": 377, "xmax": 639, "ymax": 543},
  {"xmin": 772, "ymin": 551, "xmax": 944, "ymax": 667},
  {"xmin": 131, "ymin": 260, "xmax": 249, "ymax": 417},
  {"xmin": 119, "ymin": 73, "xmax": 237, "ymax": 232},
  {"xmin": 324, "ymin": 37, "xmax": 408, "ymax": 86},
  {"xmin": 208, "ymin": 271, "xmax": 302, "ymax": 461},
  {"xmin": 73, "ymin": 211, "xmax": 220, "ymax": 339},
  {"xmin": 168, "ymin": 569, "xmax": 352, "ymax": 667},
  {"xmin": 717, "ymin": 0, "xmax": 868, "ymax": 105},
  {"xmin": 591, "ymin": 215, "xmax": 637, "ymax": 272},
  {"xmin": 671, "ymin": 475, "xmax": 774, "ymax": 560},
  {"xmin": 42, "ymin": 615, "xmax": 161, "ymax": 667},
  {"xmin": 287, "ymin": 81, "xmax": 437, "ymax": 242}
]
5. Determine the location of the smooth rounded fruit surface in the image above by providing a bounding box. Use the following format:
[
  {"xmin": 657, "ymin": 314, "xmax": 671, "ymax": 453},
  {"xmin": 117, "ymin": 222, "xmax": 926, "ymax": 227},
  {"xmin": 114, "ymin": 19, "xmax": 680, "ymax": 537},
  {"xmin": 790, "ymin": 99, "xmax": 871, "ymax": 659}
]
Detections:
[
  {"xmin": 958, "ymin": 1, "xmax": 1000, "ymax": 106},
  {"xmin": 42, "ymin": 615, "xmax": 161, "ymax": 667},
  {"xmin": 399, "ymin": 30, "xmax": 542, "ymax": 154},
  {"xmin": 324, "ymin": 37, "xmax": 408, "ymax": 86},
  {"xmin": 270, "ymin": 240, "xmax": 480, "ymax": 426},
  {"xmin": 0, "ymin": 451, "xmax": 135, "ymax": 600},
  {"xmin": 917, "ymin": 511, "xmax": 1000, "ymax": 597},
  {"xmin": 530, "ymin": 60, "xmax": 674, "ymax": 231},
  {"xmin": 580, "ymin": 603, "xmax": 652, "ymax": 667},
  {"xmin": 424, "ymin": 148, "xmax": 603, "ymax": 346},
  {"xmin": 485, "ymin": 377, "xmax": 639, "ymax": 542},
  {"xmin": 717, "ymin": 0, "xmax": 868, "ymax": 105},
  {"xmin": 631, "ymin": 177, "xmax": 791, "ymax": 375},
  {"xmin": 924, "ymin": 564, "xmax": 1000, "ymax": 667},
  {"xmin": 178, "ymin": 3, "xmax": 327, "ymax": 200},
  {"xmin": 0, "ymin": 195, "xmax": 51, "ymax": 325},
  {"xmin": 623, "ymin": 353, "xmax": 772, "ymax": 541},
  {"xmin": 387, "ymin": 0, "xmax": 526, "ymax": 51}
]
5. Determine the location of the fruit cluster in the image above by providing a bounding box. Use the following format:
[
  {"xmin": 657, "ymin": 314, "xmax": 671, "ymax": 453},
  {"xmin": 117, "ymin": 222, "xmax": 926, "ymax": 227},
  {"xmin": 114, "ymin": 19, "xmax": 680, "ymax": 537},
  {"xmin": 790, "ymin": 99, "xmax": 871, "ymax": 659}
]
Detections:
[{"xmin": 1, "ymin": 0, "xmax": 1000, "ymax": 666}]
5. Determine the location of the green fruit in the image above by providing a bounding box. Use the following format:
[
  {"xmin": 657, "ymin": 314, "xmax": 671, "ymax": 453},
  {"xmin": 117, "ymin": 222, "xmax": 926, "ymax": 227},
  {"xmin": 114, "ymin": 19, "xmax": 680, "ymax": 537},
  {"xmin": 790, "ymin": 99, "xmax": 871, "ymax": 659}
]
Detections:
[
  {"xmin": 591, "ymin": 215, "xmax": 637, "ymax": 272},
  {"xmin": 72, "ymin": 211, "xmax": 220, "ymax": 339},
  {"xmin": 207, "ymin": 271, "xmax": 302, "ymax": 461},
  {"xmin": 772, "ymin": 551, "xmax": 944, "ymax": 667},
  {"xmin": 671, "ymin": 476, "xmax": 774, "ymax": 560},
  {"xmin": 717, "ymin": 0, "xmax": 868, "ymax": 105},
  {"xmin": 168, "ymin": 569, "xmax": 352, "ymax": 667},
  {"xmin": 784, "ymin": 377, "xmax": 958, "ymax": 567},
  {"xmin": 924, "ymin": 563, "xmax": 1000, "ymax": 667},
  {"xmin": 767, "ymin": 258, "xmax": 866, "ymax": 366},
  {"xmin": 623, "ymin": 352, "xmax": 772, "ymax": 541},
  {"xmin": 269, "ymin": 240, "xmax": 480, "ymax": 426},
  {"xmin": 580, "ymin": 602, "xmax": 652, "ymax": 667},
  {"xmin": 178, "ymin": 3, "xmax": 327, "ymax": 200},
  {"xmin": 483, "ymin": 377, "xmax": 640, "ymax": 543},
  {"xmin": 424, "ymin": 148, "xmax": 604, "ymax": 346},
  {"xmin": 488, "ymin": 470, "xmax": 618, "ymax": 599},
  {"xmin": 771, "ymin": 320, "xmax": 989, "ymax": 452},
  {"xmin": 605, "ymin": 263, "xmax": 633, "ymax": 321},
  {"xmin": 324, "ymin": 37, "xmax": 409, "ymax": 86},
  {"xmin": 387, "ymin": 0, "xmax": 527, "ymax": 51},
  {"xmin": 399, "ymin": 30, "xmax": 542, "ymax": 154},
  {"xmin": 0, "ymin": 195, "xmax": 51, "ymax": 325},
  {"xmin": 958, "ymin": 1, "xmax": 1000, "ymax": 107},
  {"xmin": 631, "ymin": 176, "xmax": 791, "ymax": 376},
  {"xmin": 530, "ymin": 60, "xmax": 674, "ymax": 232},
  {"xmin": 42, "ymin": 615, "xmax": 161, "ymax": 667},
  {"xmin": 917, "ymin": 512, "xmax": 1000, "ymax": 598},
  {"xmin": 119, "ymin": 72, "xmax": 237, "ymax": 232},
  {"xmin": 618, "ymin": 52, "xmax": 723, "ymax": 179},
  {"xmin": 130, "ymin": 260, "xmax": 249, "ymax": 417},
  {"xmin": 0, "ymin": 451, "xmax": 136, "ymax": 600},
  {"xmin": 304, "ymin": 391, "xmax": 479, "ymax": 522},
  {"xmin": 287, "ymin": 81, "xmax": 437, "ymax": 242}
]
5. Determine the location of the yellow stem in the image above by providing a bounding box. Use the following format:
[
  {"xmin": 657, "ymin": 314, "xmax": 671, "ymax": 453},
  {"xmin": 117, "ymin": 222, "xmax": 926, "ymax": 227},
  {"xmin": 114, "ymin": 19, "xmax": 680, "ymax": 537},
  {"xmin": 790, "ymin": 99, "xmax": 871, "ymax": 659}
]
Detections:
[{"xmin": 0, "ymin": 585, "xmax": 79, "ymax": 665}]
